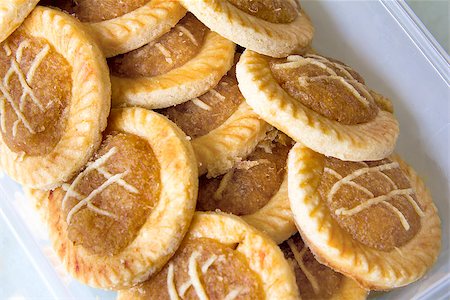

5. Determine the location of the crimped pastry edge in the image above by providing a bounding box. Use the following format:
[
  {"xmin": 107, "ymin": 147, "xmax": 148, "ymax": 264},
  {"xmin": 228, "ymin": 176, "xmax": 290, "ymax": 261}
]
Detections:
[
  {"xmin": 118, "ymin": 212, "xmax": 300, "ymax": 299},
  {"xmin": 111, "ymin": 31, "xmax": 235, "ymax": 109},
  {"xmin": 85, "ymin": 0, "xmax": 186, "ymax": 57},
  {"xmin": 236, "ymin": 50, "xmax": 399, "ymax": 162},
  {"xmin": 287, "ymin": 143, "xmax": 441, "ymax": 290},
  {"xmin": 179, "ymin": 0, "xmax": 314, "ymax": 57},
  {"xmin": 47, "ymin": 107, "xmax": 198, "ymax": 289},
  {"xmin": 0, "ymin": 6, "xmax": 111, "ymax": 189},
  {"xmin": 192, "ymin": 102, "xmax": 270, "ymax": 177},
  {"xmin": 0, "ymin": 0, "xmax": 39, "ymax": 43}
]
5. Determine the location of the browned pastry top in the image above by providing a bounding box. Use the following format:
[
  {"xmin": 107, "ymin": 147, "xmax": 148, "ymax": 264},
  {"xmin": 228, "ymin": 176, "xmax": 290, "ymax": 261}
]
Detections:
[
  {"xmin": 197, "ymin": 131, "xmax": 292, "ymax": 215},
  {"xmin": 109, "ymin": 13, "xmax": 208, "ymax": 78},
  {"xmin": 55, "ymin": 132, "xmax": 161, "ymax": 256},
  {"xmin": 51, "ymin": 0, "xmax": 149, "ymax": 22},
  {"xmin": 318, "ymin": 157, "xmax": 424, "ymax": 251},
  {"xmin": 269, "ymin": 54, "xmax": 379, "ymax": 125},
  {"xmin": 227, "ymin": 0, "xmax": 298, "ymax": 23},
  {"xmin": 160, "ymin": 64, "xmax": 244, "ymax": 139},
  {"xmin": 0, "ymin": 30, "xmax": 71, "ymax": 156},
  {"xmin": 128, "ymin": 237, "xmax": 263, "ymax": 299},
  {"xmin": 280, "ymin": 233, "xmax": 343, "ymax": 299}
]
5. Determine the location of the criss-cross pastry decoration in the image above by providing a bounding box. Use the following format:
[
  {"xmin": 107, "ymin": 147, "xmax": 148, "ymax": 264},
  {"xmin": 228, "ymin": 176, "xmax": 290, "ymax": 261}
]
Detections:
[
  {"xmin": 287, "ymin": 239, "xmax": 320, "ymax": 295},
  {"xmin": 273, "ymin": 54, "xmax": 374, "ymax": 108},
  {"xmin": 0, "ymin": 40, "xmax": 49, "ymax": 137},
  {"xmin": 190, "ymin": 89, "xmax": 226, "ymax": 111},
  {"xmin": 167, "ymin": 251, "xmax": 244, "ymax": 300},
  {"xmin": 61, "ymin": 147, "xmax": 138, "ymax": 225},
  {"xmin": 155, "ymin": 25, "xmax": 198, "ymax": 66},
  {"xmin": 325, "ymin": 161, "xmax": 425, "ymax": 230},
  {"xmin": 177, "ymin": 25, "xmax": 198, "ymax": 46}
]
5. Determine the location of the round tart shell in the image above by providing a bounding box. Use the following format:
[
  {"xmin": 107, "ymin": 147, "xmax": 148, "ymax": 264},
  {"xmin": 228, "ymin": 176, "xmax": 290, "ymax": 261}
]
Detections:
[
  {"xmin": 111, "ymin": 31, "xmax": 235, "ymax": 109},
  {"xmin": 118, "ymin": 212, "xmax": 300, "ymax": 299},
  {"xmin": 192, "ymin": 102, "xmax": 270, "ymax": 177},
  {"xmin": 0, "ymin": 0, "xmax": 39, "ymax": 43},
  {"xmin": 179, "ymin": 0, "xmax": 314, "ymax": 57},
  {"xmin": 236, "ymin": 50, "xmax": 399, "ymax": 161},
  {"xmin": 287, "ymin": 143, "xmax": 441, "ymax": 290},
  {"xmin": 85, "ymin": 0, "xmax": 186, "ymax": 58},
  {"xmin": 0, "ymin": 7, "xmax": 111, "ymax": 189},
  {"xmin": 47, "ymin": 107, "xmax": 198, "ymax": 289},
  {"xmin": 243, "ymin": 175, "xmax": 296, "ymax": 245}
]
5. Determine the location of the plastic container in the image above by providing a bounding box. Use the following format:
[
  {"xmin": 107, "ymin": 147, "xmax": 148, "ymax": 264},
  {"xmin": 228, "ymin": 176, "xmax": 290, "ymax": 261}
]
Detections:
[{"xmin": 0, "ymin": 1, "xmax": 448, "ymax": 299}]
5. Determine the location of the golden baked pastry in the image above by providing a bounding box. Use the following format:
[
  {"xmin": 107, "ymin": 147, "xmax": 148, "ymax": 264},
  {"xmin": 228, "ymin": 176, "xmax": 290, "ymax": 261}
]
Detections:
[
  {"xmin": 179, "ymin": 0, "xmax": 314, "ymax": 57},
  {"xmin": 237, "ymin": 51, "xmax": 400, "ymax": 161},
  {"xmin": 0, "ymin": 7, "xmax": 111, "ymax": 189},
  {"xmin": 281, "ymin": 232, "xmax": 367, "ymax": 300},
  {"xmin": 159, "ymin": 57, "xmax": 269, "ymax": 177},
  {"xmin": 197, "ymin": 130, "xmax": 296, "ymax": 244},
  {"xmin": 0, "ymin": 0, "xmax": 39, "ymax": 43},
  {"xmin": 110, "ymin": 13, "xmax": 235, "ymax": 110},
  {"xmin": 287, "ymin": 143, "xmax": 441, "ymax": 290},
  {"xmin": 47, "ymin": 107, "xmax": 198, "ymax": 289},
  {"xmin": 46, "ymin": 0, "xmax": 186, "ymax": 57},
  {"xmin": 117, "ymin": 212, "xmax": 300, "ymax": 299}
]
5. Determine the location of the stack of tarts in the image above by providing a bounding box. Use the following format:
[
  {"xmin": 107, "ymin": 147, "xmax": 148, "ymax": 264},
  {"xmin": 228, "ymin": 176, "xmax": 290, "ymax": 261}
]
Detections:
[{"xmin": 0, "ymin": 0, "xmax": 441, "ymax": 299}]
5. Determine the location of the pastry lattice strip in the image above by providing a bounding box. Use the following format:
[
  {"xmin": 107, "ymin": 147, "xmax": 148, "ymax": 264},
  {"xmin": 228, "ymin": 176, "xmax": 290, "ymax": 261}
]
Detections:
[
  {"xmin": 62, "ymin": 147, "xmax": 138, "ymax": 224},
  {"xmin": 325, "ymin": 161, "xmax": 425, "ymax": 230},
  {"xmin": 0, "ymin": 40, "xmax": 49, "ymax": 136}
]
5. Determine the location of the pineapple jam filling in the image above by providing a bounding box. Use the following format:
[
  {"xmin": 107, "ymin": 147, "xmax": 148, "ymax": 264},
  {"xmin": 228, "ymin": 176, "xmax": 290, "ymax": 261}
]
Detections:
[
  {"xmin": 318, "ymin": 157, "xmax": 423, "ymax": 251},
  {"xmin": 227, "ymin": 0, "xmax": 298, "ymax": 24},
  {"xmin": 197, "ymin": 132, "xmax": 293, "ymax": 215},
  {"xmin": 160, "ymin": 64, "xmax": 244, "ymax": 139},
  {"xmin": 280, "ymin": 233, "xmax": 343, "ymax": 299},
  {"xmin": 59, "ymin": 132, "xmax": 161, "ymax": 256},
  {"xmin": 0, "ymin": 30, "xmax": 71, "ymax": 156},
  {"xmin": 269, "ymin": 55, "xmax": 379, "ymax": 125},
  {"xmin": 131, "ymin": 237, "xmax": 264, "ymax": 299},
  {"xmin": 109, "ymin": 14, "xmax": 208, "ymax": 78},
  {"xmin": 48, "ymin": 0, "xmax": 149, "ymax": 22}
]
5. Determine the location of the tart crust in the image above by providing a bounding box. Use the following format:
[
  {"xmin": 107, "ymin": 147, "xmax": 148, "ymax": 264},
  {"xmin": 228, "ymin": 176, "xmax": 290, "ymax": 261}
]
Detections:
[
  {"xmin": 118, "ymin": 212, "xmax": 300, "ymax": 299},
  {"xmin": 47, "ymin": 107, "xmax": 198, "ymax": 289},
  {"xmin": 0, "ymin": 0, "xmax": 39, "ymax": 43},
  {"xmin": 237, "ymin": 50, "xmax": 399, "ymax": 161},
  {"xmin": 179, "ymin": 0, "xmax": 314, "ymax": 57},
  {"xmin": 85, "ymin": 0, "xmax": 186, "ymax": 58},
  {"xmin": 329, "ymin": 278, "xmax": 368, "ymax": 300},
  {"xmin": 282, "ymin": 233, "xmax": 367, "ymax": 300},
  {"xmin": 111, "ymin": 31, "xmax": 235, "ymax": 109},
  {"xmin": 287, "ymin": 143, "xmax": 441, "ymax": 290},
  {"xmin": 242, "ymin": 175, "xmax": 297, "ymax": 244},
  {"xmin": 192, "ymin": 102, "xmax": 270, "ymax": 177},
  {"xmin": 0, "ymin": 7, "xmax": 111, "ymax": 189}
]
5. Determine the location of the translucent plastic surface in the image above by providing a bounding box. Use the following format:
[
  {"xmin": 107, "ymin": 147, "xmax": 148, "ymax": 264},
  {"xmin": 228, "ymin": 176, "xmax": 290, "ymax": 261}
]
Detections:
[{"xmin": 1, "ymin": 1, "xmax": 448, "ymax": 299}]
